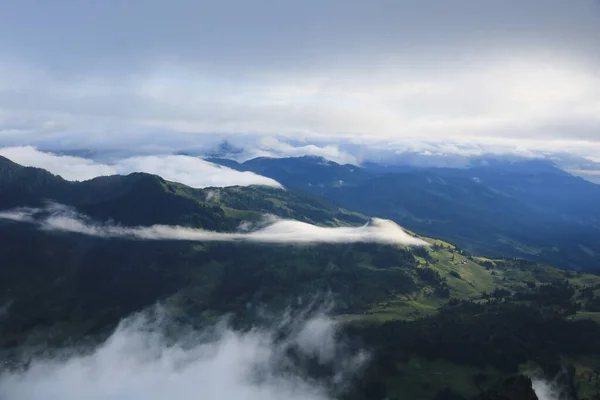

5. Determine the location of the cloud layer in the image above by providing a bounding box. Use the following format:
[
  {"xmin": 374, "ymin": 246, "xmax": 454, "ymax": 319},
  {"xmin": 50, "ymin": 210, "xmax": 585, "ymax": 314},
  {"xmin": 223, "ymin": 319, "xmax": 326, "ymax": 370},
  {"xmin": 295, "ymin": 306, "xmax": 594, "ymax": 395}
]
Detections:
[
  {"xmin": 0, "ymin": 1, "xmax": 599, "ymax": 161},
  {"xmin": 0, "ymin": 205, "xmax": 428, "ymax": 246},
  {"xmin": 0, "ymin": 146, "xmax": 282, "ymax": 188},
  {"xmin": 0, "ymin": 308, "xmax": 365, "ymax": 400}
]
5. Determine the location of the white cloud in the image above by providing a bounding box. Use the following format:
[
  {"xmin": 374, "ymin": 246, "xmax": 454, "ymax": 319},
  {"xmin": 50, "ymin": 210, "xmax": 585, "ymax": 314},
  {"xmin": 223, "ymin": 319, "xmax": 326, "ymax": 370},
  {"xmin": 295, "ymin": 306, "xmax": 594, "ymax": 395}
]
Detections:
[
  {"xmin": 0, "ymin": 1, "xmax": 599, "ymax": 162},
  {"xmin": 293, "ymin": 316, "xmax": 338, "ymax": 364},
  {"xmin": 0, "ymin": 146, "xmax": 116, "ymax": 181},
  {"xmin": 0, "ymin": 309, "xmax": 364, "ymax": 400},
  {"xmin": 2, "ymin": 55, "xmax": 600, "ymax": 164},
  {"xmin": 205, "ymin": 190, "xmax": 220, "ymax": 202},
  {"xmin": 113, "ymin": 154, "xmax": 282, "ymax": 188},
  {"xmin": 0, "ymin": 146, "xmax": 282, "ymax": 188},
  {"xmin": 0, "ymin": 208, "xmax": 35, "ymax": 222},
  {"xmin": 0, "ymin": 205, "xmax": 428, "ymax": 246},
  {"xmin": 531, "ymin": 379, "xmax": 560, "ymax": 400},
  {"xmin": 243, "ymin": 218, "xmax": 427, "ymax": 246},
  {"xmin": 238, "ymin": 137, "xmax": 359, "ymax": 165}
]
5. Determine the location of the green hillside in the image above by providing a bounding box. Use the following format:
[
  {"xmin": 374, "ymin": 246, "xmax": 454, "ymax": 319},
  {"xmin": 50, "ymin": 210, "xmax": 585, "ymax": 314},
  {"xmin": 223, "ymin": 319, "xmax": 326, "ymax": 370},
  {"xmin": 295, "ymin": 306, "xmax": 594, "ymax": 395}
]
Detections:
[
  {"xmin": 3, "ymin": 218, "xmax": 600, "ymax": 399},
  {"xmin": 0, "ymin": 155, "xmax": 366, "ymax": 229},
  {"xmin": 3, "ymin": 157, "xmax": 600, "ymax": 399},
  {"xmin": 210, "ymin": 155, "xmax": 600, "ymax": 271},
  {"xmin": 345, "ymin": 240, "xmax": 600, "ymax": 323}
]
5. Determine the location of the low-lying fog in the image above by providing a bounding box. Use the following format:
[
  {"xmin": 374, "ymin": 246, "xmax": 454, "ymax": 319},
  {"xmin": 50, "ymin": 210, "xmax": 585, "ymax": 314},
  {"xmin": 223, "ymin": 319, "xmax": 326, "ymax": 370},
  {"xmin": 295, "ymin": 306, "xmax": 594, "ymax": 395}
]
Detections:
[{"xmin": 0, "ymin": 307, "xmax": 367, "ymax": 400}]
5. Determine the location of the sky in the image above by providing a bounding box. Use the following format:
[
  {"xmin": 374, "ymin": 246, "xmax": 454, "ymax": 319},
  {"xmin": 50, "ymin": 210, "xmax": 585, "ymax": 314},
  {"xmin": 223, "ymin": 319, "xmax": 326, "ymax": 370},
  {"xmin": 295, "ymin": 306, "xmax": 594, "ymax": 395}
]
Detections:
[{"xmin": 0, "ymin": 0, "xmax": 599, "ymax": 165}]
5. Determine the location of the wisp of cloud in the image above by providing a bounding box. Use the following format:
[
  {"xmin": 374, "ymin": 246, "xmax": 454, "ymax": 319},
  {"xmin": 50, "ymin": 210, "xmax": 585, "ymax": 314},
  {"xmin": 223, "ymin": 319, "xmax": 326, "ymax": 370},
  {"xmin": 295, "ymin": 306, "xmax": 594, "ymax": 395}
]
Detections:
[
  {"xmin": 531, "ymin": 379, "xmax": 560, "ymax": 400},
  {"xmin": 0, "ymin": 204, "xmax": 428, "ymax": 246},
  {"xmin": 0, "ymin": 308, "xmax": 365, "ymax": 400}
]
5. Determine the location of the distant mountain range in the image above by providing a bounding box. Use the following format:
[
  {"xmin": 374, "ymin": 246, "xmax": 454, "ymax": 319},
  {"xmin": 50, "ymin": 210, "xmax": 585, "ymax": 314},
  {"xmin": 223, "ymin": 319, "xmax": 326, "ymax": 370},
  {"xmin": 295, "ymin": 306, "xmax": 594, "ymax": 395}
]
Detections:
[{"xmin": 209, "ymin": 155, "xmax": 600, "ymax": 271}]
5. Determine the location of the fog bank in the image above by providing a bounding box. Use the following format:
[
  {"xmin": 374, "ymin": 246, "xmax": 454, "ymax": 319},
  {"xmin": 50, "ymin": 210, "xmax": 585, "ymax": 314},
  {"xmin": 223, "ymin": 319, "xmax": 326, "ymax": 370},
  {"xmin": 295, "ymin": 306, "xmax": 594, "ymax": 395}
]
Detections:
[
  {"xmin": 0, "ymin": 204, "xmax": 428, "ymax": 246},
  {"xmin": 0, "ymin": 309, "xmax": 365, "ymax": 400}
]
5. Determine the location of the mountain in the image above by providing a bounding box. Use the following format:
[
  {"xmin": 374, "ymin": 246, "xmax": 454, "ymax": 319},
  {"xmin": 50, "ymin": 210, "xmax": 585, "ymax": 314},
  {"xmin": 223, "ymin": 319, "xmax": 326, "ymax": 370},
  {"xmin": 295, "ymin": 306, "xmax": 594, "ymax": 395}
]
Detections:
[
  {"xmin": 2, "ymin": 156, "xmax": 600, "ymax": 400},
  {"xmin": 209, "ymin": 156, "xmax": 600, "ymax": 271},
  {"xmin": 0, "ymin": 155, "xmax": 365, "ymax": 229},
  {"xmin": 0, "ymin": 155, "xmax": 71, "ymax": 209}
]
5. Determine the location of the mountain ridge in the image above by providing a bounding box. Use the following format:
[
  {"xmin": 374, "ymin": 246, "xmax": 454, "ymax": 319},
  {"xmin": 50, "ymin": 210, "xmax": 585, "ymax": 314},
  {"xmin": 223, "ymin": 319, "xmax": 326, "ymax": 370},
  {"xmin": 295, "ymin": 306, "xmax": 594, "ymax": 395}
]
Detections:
[{"xmin": 209, "ymin": 155, "xmax": 600, "ymax": 271}]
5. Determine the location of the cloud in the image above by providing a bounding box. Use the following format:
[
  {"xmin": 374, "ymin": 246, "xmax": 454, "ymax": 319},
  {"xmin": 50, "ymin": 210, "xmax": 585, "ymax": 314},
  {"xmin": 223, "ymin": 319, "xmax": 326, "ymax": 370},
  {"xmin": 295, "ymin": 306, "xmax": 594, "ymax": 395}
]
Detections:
[
  {"xmin": 0, "ymin": 1, "xmax": 599, "ymax": 161},
  {"xmin": 0, "ymin": 146, "xmax": 282, "ymax": 188},
  {"xmin": 0, "ymin": 204, "xmax": 428, "ymax": 246},
  {"xmin": 2, "ymin": 57, "xmax": 599, "ymax": 150},
  {"xmin": 0, "ymin": 146, "xmax": 116, "ymax": 181},
  {"xmin": 235, "ymin": 137, "xmax": 359, "ymax": 165},
  {"xmin": 112, "ymin": 154, "xmax": 282, "ymax": 188},
  {"xmin": 293, "ymin": 316, "xmax": 338, "ymax": 365},
  {"xmin": 531, "ymin": 379, "xmax": 560, "ymax": 400},
  {"xmin": 0, "ymin": 307, "xmax": 365, "ymax": 400},
  {"xmin": 0, "ymin": 208, "xmax": 35, "ymax": 223},
  {"xmin": 205, "ymin": 190, "xmax": 221, "ymax": 202}
]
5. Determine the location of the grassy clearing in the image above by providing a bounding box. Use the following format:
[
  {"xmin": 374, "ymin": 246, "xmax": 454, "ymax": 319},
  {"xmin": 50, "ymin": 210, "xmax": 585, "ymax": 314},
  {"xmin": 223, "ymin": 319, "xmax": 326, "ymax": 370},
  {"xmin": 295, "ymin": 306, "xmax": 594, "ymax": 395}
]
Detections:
[
  {"xmin": 358, "ymin": 292, "xmax": 445, "ymax": 322},
  {"xmin": 342, "ymin": 243, "xmax": 600, "ymax": 324}
]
